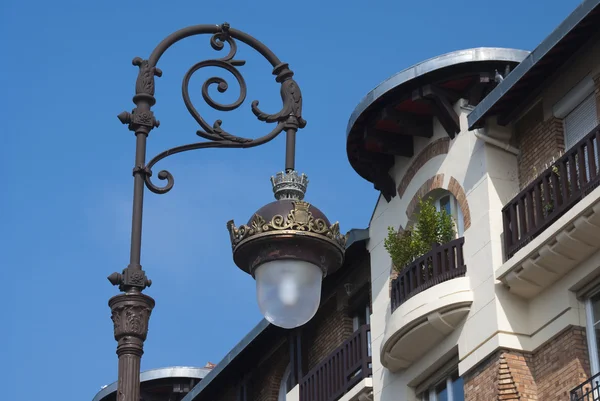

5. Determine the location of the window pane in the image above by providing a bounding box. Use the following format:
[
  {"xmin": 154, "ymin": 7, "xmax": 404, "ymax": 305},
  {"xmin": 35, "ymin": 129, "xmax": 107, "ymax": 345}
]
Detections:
[
  {"xmin": 452, "ymin": 376, "xmax": 464, "ymax": 401},
  {"xmin": 436, "ymin": 380, "xmax": 448, "ymax": 401},
  {"xmin": 440, "ymin": 196, "xmax": 451, "ymax": 216}
]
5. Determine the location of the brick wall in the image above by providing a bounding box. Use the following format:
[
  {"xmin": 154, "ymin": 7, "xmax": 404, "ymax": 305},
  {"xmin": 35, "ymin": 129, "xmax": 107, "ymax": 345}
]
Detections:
[
  {"xmin": 533, "ymin": 326, "xmax": 590, "ymax": 400},
  {"xmin": 515, "ymin": 101, "xmax": 565, "ymax": 189},
  {"xmin": 463, "ymin": 326, "xmax": 590, "ymax": 401},
  {"xmin": 299, "ymin": 257, "xmax": 371, "ymax": 373},
  {"xmin": 464, "ymin": 351, "xmax": 500, "ymax": 401},
  {"xmin": 250, "ymin": 343, "xmax": 290, "ymax": 401},
  {"xmin": 303, "ymin": 295, "xmax": 354, "ymax": 372}
]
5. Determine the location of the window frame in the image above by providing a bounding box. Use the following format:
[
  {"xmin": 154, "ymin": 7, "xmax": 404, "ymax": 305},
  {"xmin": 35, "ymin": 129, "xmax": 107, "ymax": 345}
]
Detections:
[
  {"xmin": 407, "ymin": 190, "xmax": 464, "ymax": 238},
  {"xmin": 278, "ymin": 363, "xmax": 292, "ymax": 401},
  {"xmin": 419, "ymin": 369, "xmax": 463, "ymax": 401},
  {"xmin": 434, "ymin": 192, "xmax": 464, "ymax": 238},
  {"xmin": 585, "ymin": 289, "xmax": 600, "ymax": 376}
]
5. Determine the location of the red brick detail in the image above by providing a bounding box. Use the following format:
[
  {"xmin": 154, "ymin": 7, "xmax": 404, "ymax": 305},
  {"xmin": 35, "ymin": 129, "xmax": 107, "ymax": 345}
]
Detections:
[
  {"xmin": 515, "ymin": 102, "xmax": 565, "ymax": 189},
  {"xmin": 397, "ymin": 138, "xmax": 451, "ymax": 198},
  {"xmin": 405, "ymin": 174, "xmax": 471, "ymax": 231},
  {"xmin": 504, "ymin": 352, "xmax": 537, "ymax": 400},
  {"xmin": 497, "ymin": 354, "xmax": 520, "ymax": 400},
  {"xmin": 405, "ymin": 174, "xmax": 445, "ymax": 219},
  {"xmin": 448, "ymin": 177, "xmax": 471, "ymax": 230},
  {"xmin": 464, "ymin": 352, "xmax": 499, "ymax": 401},
  {"xmin": 464, "ymin": 326, "xmax": 590, "ymax": 401},
  {"xmin": 533, "ymin": 326, "xmax": 590, "ymax": 401},
  {"xmin": 250, "ymin": 343, "xmax": 289, "ymax": 401}
]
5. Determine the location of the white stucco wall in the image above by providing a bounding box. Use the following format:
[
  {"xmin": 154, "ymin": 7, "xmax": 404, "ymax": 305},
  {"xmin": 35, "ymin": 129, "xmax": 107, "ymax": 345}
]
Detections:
[
  {"xmin": 366, "ymin": 35, "xmax": 600, "ymax": 401},
  {"xmin": 368, "ymin": 100, "xmax": 522, "ymax": 400}
]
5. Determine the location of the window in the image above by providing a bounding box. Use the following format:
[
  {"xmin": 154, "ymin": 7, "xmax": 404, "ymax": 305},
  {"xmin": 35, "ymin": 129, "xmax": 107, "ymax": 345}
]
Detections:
[
  {"xmin": 278, "ymin": 363, "xmax": 292, "ymax": 401},
  {"xmin": 349, "ymin": 290, "xmax": 372, "ymax": 368},
  {"xmin": 554, "ymin": 76, "xmax": 599, "ymax": 180},
  {"xmin": 352, "ymin": 303, "xmax": 371, "ymax": 332},
  {"xmin": 564, "ymin": 93, "xmax": 598, "ymax": 151},
  {"xmin": 585, "ymin": 292, "xmax": 600, "ymax": 376},
  {"xmin": 420, "ymin": 371, "xmax": 464, "ymax": 401},
  {"xmin": 434, "ymin": 193, "xmax": 464, "ymax": 237}
]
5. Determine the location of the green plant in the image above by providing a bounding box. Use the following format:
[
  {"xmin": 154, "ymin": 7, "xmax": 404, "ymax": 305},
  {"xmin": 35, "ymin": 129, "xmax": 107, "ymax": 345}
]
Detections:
[
  {"xmin": 542, "ymin": 165, "xmax": 561, "ymax": 214},
  {"xmin": 384, "ymin": 197, "xmax": 456, "ymax": 272}
]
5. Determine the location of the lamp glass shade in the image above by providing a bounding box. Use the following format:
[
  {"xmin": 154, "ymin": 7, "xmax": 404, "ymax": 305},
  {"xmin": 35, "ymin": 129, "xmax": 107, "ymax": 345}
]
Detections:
[{"xmin": 255, "ymin": 259, "xmax": 322, "ymax": 329}]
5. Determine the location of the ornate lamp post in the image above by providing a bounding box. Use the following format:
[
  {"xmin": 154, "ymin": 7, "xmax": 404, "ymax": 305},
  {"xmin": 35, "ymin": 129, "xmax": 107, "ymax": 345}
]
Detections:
[{"xmin": 108, "ymin": 23, "xmax": 345, "ymax": 401}]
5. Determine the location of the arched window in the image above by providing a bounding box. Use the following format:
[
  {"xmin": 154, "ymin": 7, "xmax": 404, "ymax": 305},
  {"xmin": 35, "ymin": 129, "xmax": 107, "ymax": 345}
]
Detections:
[
  {"xmin": 408, "ymin": 189, "xmax": 464, "ymax": 238},
  {"xmin": 434, "ymin": 191, "xmax": 464, "ymax": 237},
  {"xmin": 278, "ymin": 363, "xmax": 292, "ymax": 401}
]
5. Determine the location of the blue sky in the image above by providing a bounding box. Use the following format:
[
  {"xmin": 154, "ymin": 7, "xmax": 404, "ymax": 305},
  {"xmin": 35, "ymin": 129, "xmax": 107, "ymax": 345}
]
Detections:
[{"xmin": 0, "ymin": 0, "xmax": 582, "ymax": 400}]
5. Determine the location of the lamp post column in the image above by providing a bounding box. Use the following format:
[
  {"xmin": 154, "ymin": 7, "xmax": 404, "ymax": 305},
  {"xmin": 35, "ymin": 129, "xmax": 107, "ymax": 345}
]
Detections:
[
  {"xmin": 109, "ymin": 293, "xmax": 155, "ymax": 401},
  {"xmin": 108, "ymin": 57, "xmax": 160, "ymax": 401}
]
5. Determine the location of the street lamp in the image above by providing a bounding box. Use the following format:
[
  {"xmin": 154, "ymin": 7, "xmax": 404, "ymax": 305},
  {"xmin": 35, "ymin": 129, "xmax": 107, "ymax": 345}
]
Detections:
[{"xmin": 107, "ymin": 23, "xmax": 345, "ymax": 401}]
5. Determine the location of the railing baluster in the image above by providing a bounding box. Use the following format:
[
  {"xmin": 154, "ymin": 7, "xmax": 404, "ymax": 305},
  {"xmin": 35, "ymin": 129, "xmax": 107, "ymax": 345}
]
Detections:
[
  {"xmin": 526, "ymin": 189, "xmax": 535, "ymax": 232},
  {"xmin": 588, "ymin": 136, "xmax": 597, "ymax": 179},
  {"xmin": 390, "ymin": 238, "xmax": 466, "ymax": 311},
  {"xmin": 579, "ymin": 143, "xmax": 588, "ymax": 188},
  {"xmin": 570, "ymin": 152, "xmax": 579, "ymax": 196},
  {"xmin": 534, "ymin": 182, "xmax": 543, "ymax": 226},
  {"xmin": 502, "ymin": 208, "xmax": 512, "ymax": 257},
  {"xmin": 549, "ymin": 162, "xmax": 571, "ymax": 206},
  {"xmin": 509, "ymin": 203, "xmax": 519, "ymax": 244},
  {"xmin": 518, "ymin": 196, "xmax": 527, "ymax": 236}
]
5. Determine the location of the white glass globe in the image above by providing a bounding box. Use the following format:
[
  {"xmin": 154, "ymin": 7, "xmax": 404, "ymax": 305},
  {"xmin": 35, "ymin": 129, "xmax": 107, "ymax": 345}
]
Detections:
[{"xmin": 255, "ymin": 259, "xmax": 322, "ymax": 329}]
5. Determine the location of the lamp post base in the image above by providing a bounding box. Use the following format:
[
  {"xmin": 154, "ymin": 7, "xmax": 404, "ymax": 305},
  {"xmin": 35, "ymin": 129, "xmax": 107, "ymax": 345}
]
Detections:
[{"xmin": 109, "ymin": 292, "xmax": 155, "ymax": 401}]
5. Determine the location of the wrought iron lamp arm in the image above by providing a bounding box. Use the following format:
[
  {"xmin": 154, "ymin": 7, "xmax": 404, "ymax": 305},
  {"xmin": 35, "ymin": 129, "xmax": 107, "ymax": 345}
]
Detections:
[
  {"xmin": 111, "ymin": 22, "xmax": 306, "ymax": 292},
  {"xmin": 108, "ymin": 23, "xmax": 308, "ymax": 401}
]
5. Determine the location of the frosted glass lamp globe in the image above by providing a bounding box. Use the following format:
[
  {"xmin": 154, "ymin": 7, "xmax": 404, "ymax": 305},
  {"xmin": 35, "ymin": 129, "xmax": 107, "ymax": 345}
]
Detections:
[{"xmin": 255, "ymin": 260, "xmax": 322, "ymax": 329}]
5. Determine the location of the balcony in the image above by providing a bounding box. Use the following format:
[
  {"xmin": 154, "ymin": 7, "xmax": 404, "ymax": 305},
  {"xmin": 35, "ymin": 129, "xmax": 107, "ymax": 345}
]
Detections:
[
  {"xmin": 391, "ymin": 238, "xmax": 467, "ymax": 312},
  {"xmin": 382, "ymin": 238, "xmax": 471, "ymax": 372},
  {"xmin": 497, "ymin": 124, "xmax": 600, "ymax": 298},
  {"xmin": 300, "ymin": 325, "xmax": 372, "ymax": 401},
  {"xmin": 570, "ymin": 372, "xmax": 600, "ymax": 401},
  {"xmin": 503, "ymin": 124, "xmax": 600, "ymax": 259}
]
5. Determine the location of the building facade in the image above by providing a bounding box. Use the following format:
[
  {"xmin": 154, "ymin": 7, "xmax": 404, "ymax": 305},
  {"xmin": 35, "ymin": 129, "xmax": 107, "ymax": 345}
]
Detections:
[
  {"xmin": 348, "ymin": 0, "xmax": 600, "ymax": 400},
  {"xmin": 95, "ymin": 1, "xmax": 600, "ymax": 401}
]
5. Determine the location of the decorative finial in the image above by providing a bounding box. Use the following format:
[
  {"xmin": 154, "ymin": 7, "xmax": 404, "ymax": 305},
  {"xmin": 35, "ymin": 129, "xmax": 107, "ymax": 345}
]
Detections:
[{"xmin": 270, "ymin": 170, "xmax": 309, "ymax": 200}]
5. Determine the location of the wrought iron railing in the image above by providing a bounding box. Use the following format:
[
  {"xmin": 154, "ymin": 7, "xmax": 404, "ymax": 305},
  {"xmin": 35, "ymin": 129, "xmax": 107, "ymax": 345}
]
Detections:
[
  {"xmin": 299, "ymin": 325, "xmax": 371, "ymax": 401},
  {"xmin": 571, "ymin": 372, "xmax": 600, "ymax": 401},
  {"xmin": 502, "ymin": 124, "xmax": 600, "ymax": 259},
  {"xmin": 390, "ymin": 237, "xmax": 466, "ymax": 312}
]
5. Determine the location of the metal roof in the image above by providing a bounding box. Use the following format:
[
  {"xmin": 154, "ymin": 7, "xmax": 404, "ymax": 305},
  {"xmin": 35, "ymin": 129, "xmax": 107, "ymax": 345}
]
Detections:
[
  {"xmin": 467, "ymin": 0, "xmax": 600, "ymax": 128},
  {"xmin": 93, "ymin": 366, "xmax": 212, "ymax": 401},
  {"xmin": 346, "ymin": 47, "xmax": 529, "ymax": 137}
]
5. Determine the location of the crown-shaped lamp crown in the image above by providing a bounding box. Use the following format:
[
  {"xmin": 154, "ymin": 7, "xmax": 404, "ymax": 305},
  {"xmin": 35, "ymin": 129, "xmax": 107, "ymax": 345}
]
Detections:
[{"xmin": 271, "ymin": 170, "xmax": 309, "ymax": 200}]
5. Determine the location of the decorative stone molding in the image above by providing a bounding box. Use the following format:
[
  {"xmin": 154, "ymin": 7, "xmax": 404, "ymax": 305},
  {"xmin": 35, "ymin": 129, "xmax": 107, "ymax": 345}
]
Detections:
[
  {"xmin": 397, "ymin": 138, "xmax": 450, "ymax": 198},
  {"xmin": 448, "ymin": 177, "xmax": 471, "ymax": 230},
  {"xmin": 405, "ymin": 174, "xmax": 445, "ymax": 219},
  {"xmin": 405, "ymin": 174, "xmax": 471, "ymax": 231}
]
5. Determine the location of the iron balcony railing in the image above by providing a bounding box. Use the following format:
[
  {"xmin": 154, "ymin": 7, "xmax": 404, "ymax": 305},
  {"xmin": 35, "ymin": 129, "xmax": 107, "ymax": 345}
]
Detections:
[
  {"xmin": 390, "ymin": 237, "xmax": 466, "ymax": 312},
  {"xmin": 502, "ymin": 124, "xmax": 600, "ymax": 259},
  {"xmin": 571, "ymin": 372, "xmax": 600, "ymax": 401},
  {"xmin": 300, "ymin": 325, "xmax": 371, "ymax": 401}
]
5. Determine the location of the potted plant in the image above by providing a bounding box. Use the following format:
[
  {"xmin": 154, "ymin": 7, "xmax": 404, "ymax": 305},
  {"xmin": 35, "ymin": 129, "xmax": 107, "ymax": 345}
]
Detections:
[{"xmin": 384, "ymin": 197, "xmax": 456, "ymax": 275}]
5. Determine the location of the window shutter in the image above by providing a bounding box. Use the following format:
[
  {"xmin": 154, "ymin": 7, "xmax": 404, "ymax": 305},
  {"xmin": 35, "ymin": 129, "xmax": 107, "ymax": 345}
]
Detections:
[
  {"xmin": 564, "ymin": 94, "xmax": 599, "ymax": 179},
  {"xmin": 565, "ymin": 94, "xmax": 598, "ymax": 149}
]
